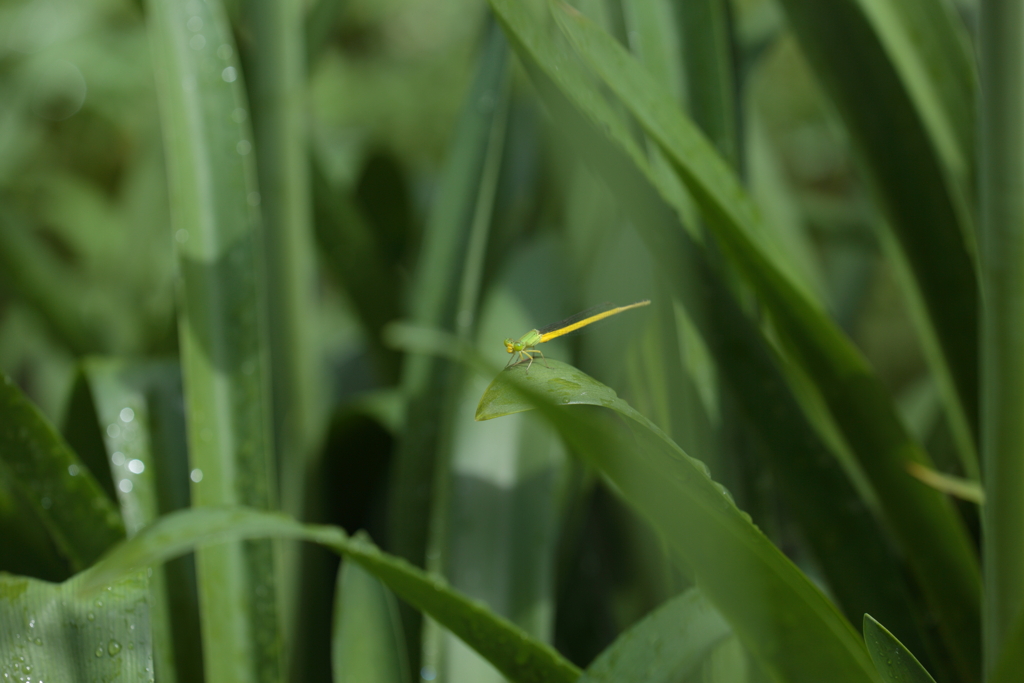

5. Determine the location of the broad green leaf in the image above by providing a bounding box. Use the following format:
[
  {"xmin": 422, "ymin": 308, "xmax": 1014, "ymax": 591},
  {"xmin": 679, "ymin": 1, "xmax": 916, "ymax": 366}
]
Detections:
[
  {"xmin": 144, "ymin": 0, "xmax": 283, "ymax": 678},
  {"xmin": 333, "ymin": 560, "xmax": 409, "ymax": 683},
  {"xmin": 486, "ymin": 0, "xmax": 940, "ymax": 664},
  {"xmin": 544, "ymin": 6, "xmax": 980, "ymax": 673},
  {"xmin": 0, "ymin": 372, "xmax": 124, "ymax": 571},
  {"xmin": 0, "ymin": 571, "xmax": 153, "ymax": 683},
  {"xmin": 476, "ymin": 361, "xmax": 878, "ymax": 683},
  {"xmin": 579, "ymin": 587, "xmax": 731, "ymax": 683},
  {"xmin": 79, "ymin": 507, "xmax": 582, "ymax": 683},
  {"xmin": 863, "ymin": 615, "xmax": 936, "ymax": 683}
]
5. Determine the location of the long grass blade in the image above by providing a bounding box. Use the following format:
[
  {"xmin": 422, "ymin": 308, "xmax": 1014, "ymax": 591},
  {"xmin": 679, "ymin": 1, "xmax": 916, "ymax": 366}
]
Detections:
[
  {"xmin": 144, "ymin": 0, "xmax": 283, "ymax": 678},
  {"xmin": 488, "ymin": 0, "xmax": 948, "ymax": 666},
  {"xmin": 541, "ymin": 7, "xmax": 980, "ymax": 674},
  {"xmin": 979, "ymin": 0, "xmax": 1024, "ymax": 676}
]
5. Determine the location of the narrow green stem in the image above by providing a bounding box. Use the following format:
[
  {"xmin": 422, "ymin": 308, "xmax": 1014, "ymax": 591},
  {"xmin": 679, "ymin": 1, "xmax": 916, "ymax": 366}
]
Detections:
[{"xmin": 980, "ymin": 0, "xmax": 1024, "ymax": 675}]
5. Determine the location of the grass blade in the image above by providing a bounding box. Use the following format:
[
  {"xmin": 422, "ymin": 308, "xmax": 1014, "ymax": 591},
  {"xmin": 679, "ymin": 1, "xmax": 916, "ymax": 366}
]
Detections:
[
  {"xmin": 388, "ymin": 18, "xmax": 509, "ymax": 562},
  {"xmin": 979, "ymin": 0, "xmax": 1024, "ymax": 675},
  {"xmin": 80, "ymin": 359, "xmax": 204, "ymax": 683},
  {"xmin": 0, "ymin": 372, "xmax": 124, "ymax": 570},
  {"xmin": 542, "ymin": 7, "xmax": 980, "ymax": 673},
  {"xmin": 79, "ymin": 507, "xmax": 582, "ymax": 683},
  {"xmin": 241, "ymin": 0, "xmax": 322, "ymax": 517},
  {"xmin": 776, "ymin": 0, "xmax": 979, "ymax": 477},
  {"xmin": 488, "ymin": 0, "xmax": 943, "ymax": 665},
  {"xmin": 333, "ymin": 560, "xmax": 409, "ymax": 683},
  {"xmin": 144, "ymin": 0, "xmax": 283, "ymax": 678},
  {"xmin": 0, "ymin": 571, "xmax": 153, "ymax": 682}
]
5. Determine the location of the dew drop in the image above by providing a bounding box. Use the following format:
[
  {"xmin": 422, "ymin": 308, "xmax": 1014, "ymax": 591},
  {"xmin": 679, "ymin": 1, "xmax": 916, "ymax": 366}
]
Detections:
[
  {"xmin": 67, "ymin": 464, "xmax": 79, "ymax": 476},
  {"xmin": 128, "ymin": 459, "xmax": 145, "ymax": 474},
  {"xmin": 95, "ymin": 646, "xmax": 104, "ymax": 657},
  {"xmin": 119, "ymin": 479, "xmax": 133, "ymax": 493},
  {"xmin": 107, "ymin": 640, "xmax": 121, "ymax": 656},
  {"xmin": 120, "ymin": 407, "xmax": 135, "ymax": 423},
  {"xmin": 106, "ymin": 424, "xmax": 121, "ymax": 438},
  {"xmin": 111, "ymin": 451, "xmax": 125, "ymax": 466},
  {"xmin": 190, "ymin": 469, "xmax": 203, "ymax": 483},
  {"xmin": 221, "ymin": 66, "xmax": 237, "ymax": 83}
]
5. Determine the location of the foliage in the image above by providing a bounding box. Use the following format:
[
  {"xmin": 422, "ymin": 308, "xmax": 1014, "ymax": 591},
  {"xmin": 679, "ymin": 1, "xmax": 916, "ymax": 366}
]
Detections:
[{"xmin": 0, "ymin": 0, "xmax": 1018, "ymax": 682}]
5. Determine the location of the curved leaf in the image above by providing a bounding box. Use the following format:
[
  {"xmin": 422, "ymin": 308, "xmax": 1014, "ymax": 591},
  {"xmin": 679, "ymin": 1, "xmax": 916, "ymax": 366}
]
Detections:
[
  {"xmin": 580, "ymin": 587, "xmax": 731, "ymax": 683},
  {"xmin": 0, "ymin": 372, "xmax": 124, "ymax": 571},
  {"xmin": 863, "ymin": 614, "xmax": 936, "ymax": 683},
  {"xmin": 477, "ymin": 360, "xmax": 878, "ymax": 683},
  {"xmin": 79, "ymin": 507, "xmax": 581, "ymax": 683},
  {"xmin": 486, "ymin": 0, "xmax": 959, "ymax": 668}
]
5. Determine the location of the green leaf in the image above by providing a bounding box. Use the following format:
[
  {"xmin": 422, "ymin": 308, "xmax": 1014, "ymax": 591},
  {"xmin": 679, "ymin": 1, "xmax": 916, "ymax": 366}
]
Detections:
[
  {"xmin": 979, "ymin": 0, "xmax": 1024, "ymax": 676},
  {"xmin": 0, "ymin": 571, "xmax": 153, "ymax": 683},
  {"xmin": 79, "ymin": 358, "xmax": 204, "ymax": 683},
  {"xmin": 988, "ymin": 605, "xmax": 1024, "ymax": 683},
  {"xmin": 144, "ymin": 0, "xmax": 283, "ymax": 678},
  {"xmin": 579, "ymin": 587, "xmax": 731, "ymax": 683},
  {"xmin": 387, "ymin": 24, "xmax": 510, "ymax": 672},
  {"xmin": 672, "ymin": 0, "xmax": 737, "ymax": 164},
  {"xmin": 863, "ymin": 615, "xmax": 936, "ymax": 683},
  {"xmin": 333, "ymin": 560, "xmax": 409, "ymax": 683},
  {"xmin": 241, "ymin": 0, "xmax": 324, "ymax": 526},
  {"xmin": 486, "ymin": 0, "xmax": 944, "ymax": 665},
  {"xmin": 776, "ymin": 0, "xmax": 979, "ymax": 478},
  {"xmin": 476, "ymin": 360, "xmax": 878, "ymax": 683},
  {"xmin": 426, "ymin": 290, "xmax": 564, "ymax": 682},
  {"xmin": 0, "ymin": 372, "xmax": 124, "ymax": 571},
  {"xmin": 543, "ymin": 5, "xmax": 980, "ymax": 672},
  {"xmin": 79, "ymin": 507, "xmax": 582, "ymax": 683}
]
